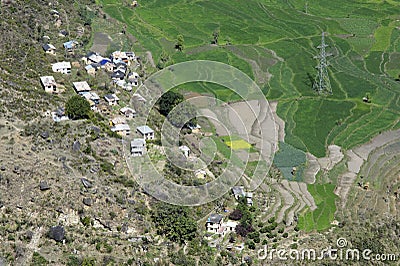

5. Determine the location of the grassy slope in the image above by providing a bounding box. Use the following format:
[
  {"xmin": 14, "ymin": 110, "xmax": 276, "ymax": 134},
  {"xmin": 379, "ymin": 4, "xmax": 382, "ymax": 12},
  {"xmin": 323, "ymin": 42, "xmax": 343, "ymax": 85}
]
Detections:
[{"xmin": 99, "ymin": 0, "xmax": 400, "ymax": 158}]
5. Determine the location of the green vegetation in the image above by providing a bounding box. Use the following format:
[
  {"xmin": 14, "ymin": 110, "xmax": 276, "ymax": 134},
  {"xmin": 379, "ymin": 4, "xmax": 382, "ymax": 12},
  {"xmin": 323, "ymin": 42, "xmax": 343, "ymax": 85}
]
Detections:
[
  {"xmin": 297, "ymin": 183, "xmax": 337, "ymax": 232},
  {"xmin": 31, "ymin": 252, "xmax": 48, "ymax": 266},
  {"xmin": 273, "ymin": 142, "xmax": 307, "ymax": 181},
  {"xmin": 151, "ymin": 202, "xmax": 197, "ymax": 243},
  {"xmin": 100, "ymin": 0, "xmax": 400, "ymax": 158},
  {"xmin": 65, "ymin": 95, "xmax": 91, "ymax": 120},
  {"xmin": 158, "ymin": 91, "xmax": 184, "ymax": 116}
]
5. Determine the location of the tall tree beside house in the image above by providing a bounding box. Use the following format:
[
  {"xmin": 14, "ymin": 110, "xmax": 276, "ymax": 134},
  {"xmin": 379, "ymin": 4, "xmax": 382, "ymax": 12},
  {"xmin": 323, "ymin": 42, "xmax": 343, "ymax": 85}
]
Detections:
[
  {"xmin": 175, "ymin": 34, "xmax": 184, "ymax": 51},
  {"xmin": 157, "ymin": 91, "xmax": 197, "ymax": 128},
  {"xmin": 65, "ymin": 95, "xmax": 91, "ymax": 120}
]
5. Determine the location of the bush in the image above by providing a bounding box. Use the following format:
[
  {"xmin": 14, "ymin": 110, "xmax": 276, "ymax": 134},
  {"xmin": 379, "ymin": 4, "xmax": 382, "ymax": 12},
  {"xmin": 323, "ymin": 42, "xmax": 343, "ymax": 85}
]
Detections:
[
  {"xmin": 229, "ymin": 209, "xmax": 243, "ymax": 221},
  {"xmin": 81, "ymin": 216, "xmax": 91, "ymax": 227},
  {"xmin": 246, "ymin": 240, "xmax": 256, "ymax": 250},
  {"xmin": 32, "ymin": 252, "xmax": 48, "ymax": 265}
]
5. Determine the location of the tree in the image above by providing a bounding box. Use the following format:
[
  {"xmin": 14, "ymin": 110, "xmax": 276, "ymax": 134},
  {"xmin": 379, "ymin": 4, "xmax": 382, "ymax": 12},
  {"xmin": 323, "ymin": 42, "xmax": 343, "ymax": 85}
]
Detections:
[
  {"xmin": 158, "ymin": 91, "xmax": 184, "ymax": 116},
  {"xmin": 151, "ymin": 202, "xmax": 197, "ymax": 243},
  {"xmin": 65, "ymin": 95, "xmax": 91, "ymax": 120},
  {"xmin": 212, "ymin": 28, "xmax": 220, "ymax": 45},
  {"xmin": 175, "ymin": 34, "xmax": 184, "ymax": 51}
]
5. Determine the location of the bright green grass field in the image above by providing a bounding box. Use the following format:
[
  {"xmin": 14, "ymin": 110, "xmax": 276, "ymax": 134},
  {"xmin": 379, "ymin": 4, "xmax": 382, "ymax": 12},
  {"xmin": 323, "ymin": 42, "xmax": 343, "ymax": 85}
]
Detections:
[
  {"xmin": 99, "ymin": 0, "xmax": 400, "ymax": 159},
  {"xmin": 297, "ymin": 183, "xmax": 337, "ymax": 232}
]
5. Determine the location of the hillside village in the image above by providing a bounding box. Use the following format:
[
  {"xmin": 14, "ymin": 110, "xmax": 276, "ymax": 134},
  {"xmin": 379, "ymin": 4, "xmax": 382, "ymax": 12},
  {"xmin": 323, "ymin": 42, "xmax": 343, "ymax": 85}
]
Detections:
[{"xmin": 35, "ymin": 6, "xmax": 263, "ymax": 253}]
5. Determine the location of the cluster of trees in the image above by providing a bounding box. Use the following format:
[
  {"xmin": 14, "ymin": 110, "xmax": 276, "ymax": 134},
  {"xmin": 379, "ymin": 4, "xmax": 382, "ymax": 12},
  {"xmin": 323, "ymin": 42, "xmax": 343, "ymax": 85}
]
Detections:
[
  {"xmin": 151, "ymin": 202, "xmax": 197, "ymax": 243},
  {"xmin": 230, "ymin": 197, "xmax": 255, "ymax": 237}
]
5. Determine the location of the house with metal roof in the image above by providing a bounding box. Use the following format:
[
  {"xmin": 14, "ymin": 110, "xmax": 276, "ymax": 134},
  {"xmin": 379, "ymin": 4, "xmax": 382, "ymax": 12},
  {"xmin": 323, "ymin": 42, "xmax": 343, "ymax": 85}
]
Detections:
[
  {"xmin": 206, "ymin": 214, "xmax": 224, "ymax": 234},
  {"xmin": 104, "ymin": 94, "xmax": 120, "ymax": 106},
  {"xmin": 136, "ymin": 125, "xmax": 154, "ymax": 140},
  {"xmin": 73, "ymin": 81, "xmax": 91, "ymax": 93},
  {"xmin": 42, "ymin": 43, "xmax": 56, "ymax": 55}
]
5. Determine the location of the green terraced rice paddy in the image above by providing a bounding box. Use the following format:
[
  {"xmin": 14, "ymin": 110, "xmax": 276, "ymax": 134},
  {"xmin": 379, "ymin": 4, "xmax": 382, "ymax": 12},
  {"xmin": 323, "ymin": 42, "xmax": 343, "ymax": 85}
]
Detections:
[{"xmin": 297, "ymin": 183, "xmax": 337, "ymax": 231}]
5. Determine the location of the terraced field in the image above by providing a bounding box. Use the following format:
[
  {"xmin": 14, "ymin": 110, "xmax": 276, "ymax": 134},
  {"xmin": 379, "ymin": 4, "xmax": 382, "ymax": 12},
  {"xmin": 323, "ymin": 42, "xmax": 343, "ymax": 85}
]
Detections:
[
  {"xmin": 98, "ymin": 0, "xmax": 400, "ymax": 231},
  {"xmin": 337, "ymin": 130, "xmax": 400, "ymax": 224}
]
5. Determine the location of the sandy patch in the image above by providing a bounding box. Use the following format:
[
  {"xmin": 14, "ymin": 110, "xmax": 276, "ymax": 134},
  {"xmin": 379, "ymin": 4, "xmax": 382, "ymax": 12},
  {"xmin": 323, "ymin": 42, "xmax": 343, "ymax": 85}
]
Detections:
[
  {"xmin": 274, "ymin": 182, "xmax": 294, "ymax": 223},
  {"xmin": 353, "ymin": 129, "xmax": 400, "ymax": 160},
  {"xmin": 269, "ymin": 101, "xmax": 285, "ymax": 142},
  {"xmin": 304, "ymin": 153, "xmax": 320, "ymax": 184},
  {"xmin": 90, "ymin": 32, "xmax": 112, "ymax": 55},
  {"xmin": 303, "ymin": 145, "xmax": 344, "ymax": 184}
]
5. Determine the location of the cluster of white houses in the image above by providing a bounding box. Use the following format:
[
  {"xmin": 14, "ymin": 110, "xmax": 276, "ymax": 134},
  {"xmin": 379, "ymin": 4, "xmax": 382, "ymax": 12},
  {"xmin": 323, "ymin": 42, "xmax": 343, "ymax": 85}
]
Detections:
[
  {"xmin": 40, "ymin": 40, "xmax": 142, "ymax": 136},
  {"xmin": 81, "ymin": 50, "xmax": 140, "ymax": 91}
]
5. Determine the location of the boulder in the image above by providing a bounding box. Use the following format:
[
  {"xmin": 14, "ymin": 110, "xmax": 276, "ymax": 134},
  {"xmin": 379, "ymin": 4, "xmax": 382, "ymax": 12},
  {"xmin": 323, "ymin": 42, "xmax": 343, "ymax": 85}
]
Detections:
[{"xmin": 48, "ymin": 225, "xmax": 65, "ymax": 242}]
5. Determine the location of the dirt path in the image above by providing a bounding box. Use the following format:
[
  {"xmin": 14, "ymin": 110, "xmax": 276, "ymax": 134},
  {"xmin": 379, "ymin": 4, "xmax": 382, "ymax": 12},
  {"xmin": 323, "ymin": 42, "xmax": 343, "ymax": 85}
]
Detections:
[
  {"xmin": 18, "ymin": 226, "xmax": 44, "ymax": 265},
  {"xmin": 145, "ymin": 51, "xmax": 156, "ymax": 68}
]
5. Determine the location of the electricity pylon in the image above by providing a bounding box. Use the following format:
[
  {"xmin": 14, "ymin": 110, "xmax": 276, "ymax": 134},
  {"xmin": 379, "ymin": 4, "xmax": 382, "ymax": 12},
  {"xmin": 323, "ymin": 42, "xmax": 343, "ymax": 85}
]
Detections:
[{"xmin": 313, "ymin": 32, "xmax": 332, "ymax": 94}]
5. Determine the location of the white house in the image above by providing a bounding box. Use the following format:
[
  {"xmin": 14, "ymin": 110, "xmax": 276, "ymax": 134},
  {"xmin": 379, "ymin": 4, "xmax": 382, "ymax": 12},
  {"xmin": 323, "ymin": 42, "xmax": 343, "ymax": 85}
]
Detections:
[
  {"xmin": 51, "ymin": 107, "xmax": 69, "ymax": 122},
  {"xmin": 120, "ymin": 106, "xmax": 136, "ymax": 118},
  {"xmin": 111, "ymin": 124, "xmax": 130, "ymax": 136},
  {"xmin": 52, "ymin": 61, "xmax": 71, "ymax": 74},
  {"xmin": 63, "ymin": 40, "xmax": 78, "ymax": 54},
  {"xmin": 79, "ymin": 91, "xmax": 100, "ymax": 105},
  {"xmin": 42, "ymin": 44, "xmax": 56, "ymax": 55},
  {"xmin": 131, "ymin": 138, "xmax": 146, "ymax": 157},
  {"xmin": 223, "ymin": 221, "xmax": 238, "ymax": 233},
  {"xmin": 73, "ymin": 81, "xmax": 91, "ymax": 93},
  {"xmin": 179, "ymin": 145, "xmax": 190, "ymax": 158},
  {"xmin": 85, "ymin": 64, "xmax": 96, "ymax": 76},
  {"xmin": 110, "ymin": 116, "xmax": 126, "ymax": 126},
  {"xmin": 137, "ymin": 125, "xmax": 154, "ymax": 140},
  {"xmin": 111, "ymin": 51, "xmax": 129, "ymax": 64},
  {"xmin": 87, "ymin": 53, "xmax": 104, "ymax": 64},
  {"xmin": 104, "ymin": 94, "xmax": 120, "ymax": 106},
  {"xmin": 40, "ymin": 76, "xmax": 57, "ymax": 93},
  {"xmin": 206, "ymin": 214, "xmax": 224, "ymax": 234},
  {"xmin": 232, "ymin": 186, "xmax": 253, "ymax": 206}
]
